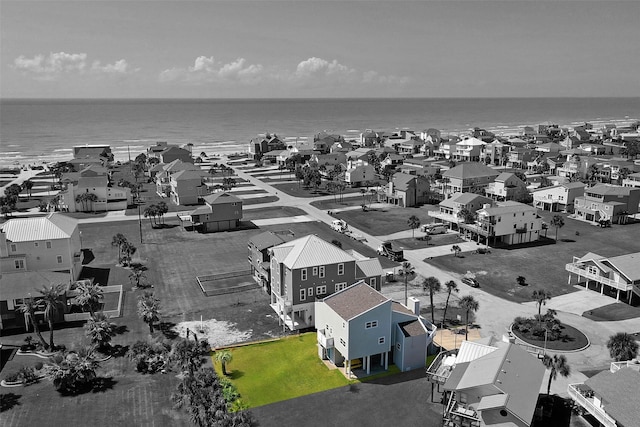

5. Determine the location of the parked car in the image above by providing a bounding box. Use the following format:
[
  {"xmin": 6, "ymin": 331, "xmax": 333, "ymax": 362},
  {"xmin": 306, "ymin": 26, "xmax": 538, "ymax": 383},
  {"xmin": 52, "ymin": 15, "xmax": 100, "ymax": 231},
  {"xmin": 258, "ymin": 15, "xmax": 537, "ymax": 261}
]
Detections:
[{"xmin": 461, "ymin": 277, "xmax": 480, "ymax": 288}]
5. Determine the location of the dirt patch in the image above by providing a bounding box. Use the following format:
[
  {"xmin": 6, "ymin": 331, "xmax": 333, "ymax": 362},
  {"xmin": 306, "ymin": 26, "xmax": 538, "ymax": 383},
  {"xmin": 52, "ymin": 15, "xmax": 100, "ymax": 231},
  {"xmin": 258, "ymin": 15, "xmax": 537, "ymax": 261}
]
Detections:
[{"xmin": 174, "ymin": 319, "xmax": 253, "ymax": 348}]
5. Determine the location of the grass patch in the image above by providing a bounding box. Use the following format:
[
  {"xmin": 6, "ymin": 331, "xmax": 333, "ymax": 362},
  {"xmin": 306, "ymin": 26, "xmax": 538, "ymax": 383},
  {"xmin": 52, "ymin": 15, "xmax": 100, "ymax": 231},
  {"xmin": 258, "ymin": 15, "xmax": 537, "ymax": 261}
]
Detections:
[
  {"xmin": 512, "ymin": 322, "xmax": 589, "ymax": 351},
  {"xmin": 334, "ymin": 204, "xmax": 438, "ymax": 236},
  {"xmin": 242, "ymin": 206, "xmax": 307, "ymax": 221},
  {"xmin": 582, "ymin": 303, "xmax": 640, "ymax": 321},
  {"xmin": 212, "ymin": 333, "xmax": 350, "ymax": 408},
  {"xmin": 394, "ymin": 233, "xmax": 465, "ymax": 250}
]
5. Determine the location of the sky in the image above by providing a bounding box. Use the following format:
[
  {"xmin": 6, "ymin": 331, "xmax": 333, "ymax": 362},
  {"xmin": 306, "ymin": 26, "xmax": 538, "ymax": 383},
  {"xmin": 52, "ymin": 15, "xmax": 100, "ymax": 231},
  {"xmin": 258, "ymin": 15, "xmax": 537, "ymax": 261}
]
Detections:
[{"xmin": 1, "ymin": 0, "xmax": 639, "ymax": 98}]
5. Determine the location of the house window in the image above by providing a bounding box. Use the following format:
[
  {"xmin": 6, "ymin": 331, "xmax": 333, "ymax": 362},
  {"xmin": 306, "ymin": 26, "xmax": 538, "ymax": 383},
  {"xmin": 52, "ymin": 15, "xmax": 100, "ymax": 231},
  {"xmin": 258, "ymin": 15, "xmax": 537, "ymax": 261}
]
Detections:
[
  {"xmin": 308, "ymin": 287, "xmax": 313, "ymax": 297},
  {"xmin": 316, "ymin": 285, "xmax": 327, "ymax": 295},
  {"xmin": 587, "ymin": 265, "xmax": 598, "ymax": 275},
  {"xmin": 365, "ymin": 321, "xmax": 378, "ymax": 329},
  {"xmin": 10, "ymin": 244, "xmax": 16, "ymax": 252},
  {"xmin": 319, "ymin": 266, "xmax": 325, "ymax": 278},
  {"xmin": 14, "ymin": 259, "xmax": 25, "ymax": 269},
  {"xmin": 46, "ymin": 241, "xmax": 52, "ymax": 249},
  {"xmin": 378, "ymin": 337, "xmax": 385, "ymax": 344},
  {"xmin": 396, "ymin": 343, "xmax": 401, "ymax": 351},
  {"xmin": 34, "ymin": 242, "xmax": 39, "ymax": 247},
  {"xmin": 370, "ymin": 278, "xmax": 377, "ymax": 288},
  {"xmin": 337, "ymin": 263, "xmax": 344, "ymax": 276},
  {"xmin": 340, "ymin": 338, "xmax": 346, "ymax": 346},
  {"xmin": 301, "ymin": 268, "xmax": 307, "ymax": 281},
  {"xmin": 335, "ymin": 282, "xmax": 347, "ymax": 292},
  {"xmin": 57, "ymin": 255, "xmax": 63, "ymax": 264},
  {"xmin": 312, "ymin": 267, "xmax": 318, "ymax": 276},
  {"xmin": 300, "ymin": 288, "xmax": 306, "ymax": 301}
]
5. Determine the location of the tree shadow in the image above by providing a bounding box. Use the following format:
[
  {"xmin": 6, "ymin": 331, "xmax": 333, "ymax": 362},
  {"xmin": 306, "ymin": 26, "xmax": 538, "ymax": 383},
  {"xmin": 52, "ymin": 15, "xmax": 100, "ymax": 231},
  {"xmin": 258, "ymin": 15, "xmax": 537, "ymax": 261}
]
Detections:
[
  {"xmin": 91, "ymin": 376, "xmax": 117, "ymax": 393},
  {"xmin": 227, "ymin": 370, "xmax": 244, "ymax": 380},
  {"xmin": 107, "ymin": 344, "xmax": 129, "ymax": 358},
  {"xmin": 348, "ymin": 383, "xmax": 360, "ymax": 393},
  {"xmin": 159, "ymin": 321, "xmax": 178, "ymax": 339},
  {"xmin": 0, "ymin": 392, "xmax": 21, "ymax": 412},
  {"xmin": 531, "ymin": 394, "xmax": 572, "ymax": 427},
  {"xmin": 114, "ymin": 325, "xmax": 129, "ymax": 335}
]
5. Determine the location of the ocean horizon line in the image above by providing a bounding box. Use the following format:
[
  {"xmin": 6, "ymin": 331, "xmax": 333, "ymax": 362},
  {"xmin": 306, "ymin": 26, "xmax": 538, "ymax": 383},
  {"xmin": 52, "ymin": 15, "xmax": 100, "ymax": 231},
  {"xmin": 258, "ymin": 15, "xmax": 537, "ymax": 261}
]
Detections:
[{"xmin": 2, "ymin": 96, "xmax": 640, "ymax": 103}]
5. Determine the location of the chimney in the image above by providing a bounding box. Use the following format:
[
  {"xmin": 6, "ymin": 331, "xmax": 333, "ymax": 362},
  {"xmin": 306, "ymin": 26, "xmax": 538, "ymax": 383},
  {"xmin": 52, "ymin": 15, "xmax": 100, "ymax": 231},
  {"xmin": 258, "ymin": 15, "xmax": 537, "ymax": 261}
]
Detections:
[{"xmin": 408, "ymin": 296, "xmax": 420, "ymax": 315}]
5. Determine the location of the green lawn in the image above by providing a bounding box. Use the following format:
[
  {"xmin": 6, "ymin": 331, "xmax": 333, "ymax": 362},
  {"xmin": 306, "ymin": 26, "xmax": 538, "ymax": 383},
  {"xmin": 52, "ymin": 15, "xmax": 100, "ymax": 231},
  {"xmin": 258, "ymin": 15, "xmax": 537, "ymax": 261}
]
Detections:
[{"xmin": 213, "ymin": 333, "xmax": 350, "ymax": 408}]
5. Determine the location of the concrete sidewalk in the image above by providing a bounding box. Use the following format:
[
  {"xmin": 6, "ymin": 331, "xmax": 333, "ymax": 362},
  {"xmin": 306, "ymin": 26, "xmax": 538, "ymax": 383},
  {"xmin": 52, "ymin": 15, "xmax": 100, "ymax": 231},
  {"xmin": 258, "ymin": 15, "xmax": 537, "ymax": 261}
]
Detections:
[{"xmin": 252, "ymin": 215, "xmax": 315, "ymax": 226}]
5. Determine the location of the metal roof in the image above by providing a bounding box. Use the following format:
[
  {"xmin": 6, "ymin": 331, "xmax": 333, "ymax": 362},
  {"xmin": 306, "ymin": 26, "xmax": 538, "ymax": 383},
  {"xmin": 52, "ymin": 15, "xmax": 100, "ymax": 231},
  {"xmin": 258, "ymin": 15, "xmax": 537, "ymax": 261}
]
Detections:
[
  {"xmin": 1, "ymin": 213, "xmax": 78, "ymax": 242},
  {"xmin": 202, "ymin": 192, "xmax": 242, "ymax": 205},
  {"xmin": 249, "ymin": 231, "xmax": 295, "ymax": 251},
  {"xmin": 271, "ymin": 234, "xmax": 356, "ymax": 270},
  {"xmin": 606, "ymin": 252, "xmax": 640, "ymax": 281},
  {"xmin": 355, "ymin": 258, "xmax": 384, "ymax": 279},
  {"xmin": 479, "ymin": 201, "xmax": 536, "ymax": 216}
]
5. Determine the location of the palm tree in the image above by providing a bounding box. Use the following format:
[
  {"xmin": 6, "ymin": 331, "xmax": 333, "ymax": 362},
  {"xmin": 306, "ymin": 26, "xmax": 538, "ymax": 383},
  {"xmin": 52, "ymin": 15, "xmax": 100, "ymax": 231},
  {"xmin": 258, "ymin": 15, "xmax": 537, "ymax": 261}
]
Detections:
[
  {"xmin": 112, "ymin": 233, "xmax": 128, "ymax": 261},
  {"xmin": 451, "ymin": 244, "xmax": 461, "ymax": 257},
  {"xmin": 72, "ymin": 280, "xmax": 103, "ymax": 318},
  {"xmin": 18, "ymin": 296, "xmax": 48, "ymax": 349},
  {"xmin": 407, "ymin": 215, "xmax": 420, "ymax": 239},
  {"xmin": 22, "ymin": 180, "xmax": 34, "ymax": 200},
  {"xmin": 606, "ymin": 332, "xmax": 639, "ymax": 362},
  {"xmin": 550, "ymin": 215, "xmax": 564, "ymax": 242},
  {"xmin": 137, "ymin": 292, "xmax": 160, "ymax": 333},
  {"xmin": 400, "ymin": 261, "xmax": 415, "ymax": 306},
  {"xmin": 143, "ymin": 205, "xmax": 158, "ymax": 227},
  {"xmin": 120, "ymin": 240, "xmax": 137, "ymax": 266},
  {"xmin": 129, "ymin": 266, "xmax": 148, "ymax": 289},
  {"xmin": 215, "ymin": 350, "xmax": 233, "ymax": 375},
  {"xmin": 84, "ymin": 312, "xmax": 117, "ymax": 350},
  {"xmin": 85, "ymin": 192, "xmax": 98, "ymax": 212},
  {"xmin": 38, "ymin": 284, "xmax": 65, "ymax": 350},
  {"xmin": 156, "ymin": 201, "xmax": 168, "ymax": 225},
  {"xmin": 543, "ymin": 354, "xmax": 571, "ymax": 395},
  {"xmin": 442, "ymin": 280, "xmax": 459, "ymax": 327},
  {"xmin": 459, "ymin": 295, "xmax": 479, "ymax": 341},
  {"xmin": 171, "ymin": 338, "xmax": 210, "ymax": 375},
  {"xmin": 422, "ymin": 276, "xmax": 441, "ymax": 324},
  {"xmin": 532, "ymin": 289, "xmax": 551, "ymax": 318}
]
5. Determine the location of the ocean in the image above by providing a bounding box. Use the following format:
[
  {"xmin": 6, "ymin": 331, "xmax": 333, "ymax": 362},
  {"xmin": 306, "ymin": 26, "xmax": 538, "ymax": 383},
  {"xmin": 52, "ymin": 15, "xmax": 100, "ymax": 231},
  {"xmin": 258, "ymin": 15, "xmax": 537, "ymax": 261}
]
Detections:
[{"xmin": 1, "ymin": 98, "xmax": 638, "ymax": 167}]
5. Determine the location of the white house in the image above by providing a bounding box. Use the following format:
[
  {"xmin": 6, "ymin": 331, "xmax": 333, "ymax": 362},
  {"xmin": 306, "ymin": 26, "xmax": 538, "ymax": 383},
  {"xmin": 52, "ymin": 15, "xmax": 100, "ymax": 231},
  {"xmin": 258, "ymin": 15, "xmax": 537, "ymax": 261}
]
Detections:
[{"xmin": 532, "ymin": 182, "xmax": 585, "ymax": 212}]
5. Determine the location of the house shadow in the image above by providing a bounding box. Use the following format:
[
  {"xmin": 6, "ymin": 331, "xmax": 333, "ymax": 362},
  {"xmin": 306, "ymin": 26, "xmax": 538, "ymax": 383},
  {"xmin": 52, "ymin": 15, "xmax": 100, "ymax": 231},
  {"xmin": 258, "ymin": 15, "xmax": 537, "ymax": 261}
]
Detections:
[
  {"xmin": 78, "ymin": 267, "xmax": 111, "ymax": 285},
  {"xmin": 81, "ymin": 248, "xmax": 95, "ymax": 264},
  {"xmin": 531, "ymin": 394, "xmax": 572, "ymax": 427}
]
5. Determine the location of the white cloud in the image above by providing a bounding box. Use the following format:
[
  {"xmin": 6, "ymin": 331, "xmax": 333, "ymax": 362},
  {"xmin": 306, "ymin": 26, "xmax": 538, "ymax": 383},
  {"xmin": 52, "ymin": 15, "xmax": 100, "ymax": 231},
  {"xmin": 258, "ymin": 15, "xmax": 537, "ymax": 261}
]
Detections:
[
  {"xmin": 295, "ymin": 57, "xmax": 356, "ymax": 82},
  {"xmin": 91, "ymin": 59, "xmax": 136, "ymax": 74},
  {"xmin": 13, "ymin": 52, "xmax": 136, "ymax": 80},
  {"xmin": 160, "ymin": 56, "xmax": 265, "ymax": 84},
  {"xmin": 159, "ymin": 55, "xmax": 409, "ymax": 91}
]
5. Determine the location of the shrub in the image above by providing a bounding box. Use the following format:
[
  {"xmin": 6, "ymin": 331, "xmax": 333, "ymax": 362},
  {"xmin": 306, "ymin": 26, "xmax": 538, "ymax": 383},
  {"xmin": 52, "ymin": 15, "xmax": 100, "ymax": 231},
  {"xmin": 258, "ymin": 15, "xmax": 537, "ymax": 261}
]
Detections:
[
  {"xmin": 127, "ymin": 338, "xmax": 171, "ymax": 374},
  {"xmin": 3, "ymin": 372, "xmax": 22, "ymax": 383},
  {"xmin": 45, "ymin": 346, "xmax": 98, "ymax": 393},
  {"xmin": 34, "ymin": 362, "xmax": 44, "ymax": 370}
]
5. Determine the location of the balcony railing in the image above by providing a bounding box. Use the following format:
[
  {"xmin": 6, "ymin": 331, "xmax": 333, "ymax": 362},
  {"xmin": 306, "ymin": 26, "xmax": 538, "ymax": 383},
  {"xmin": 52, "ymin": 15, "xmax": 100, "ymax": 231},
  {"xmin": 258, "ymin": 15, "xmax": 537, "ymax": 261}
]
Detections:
[
  {"xmin": 565, "ymin": 264, "xmax": 633, "ymax": 291},
  {"xmin": 515, "ymin": 227, "xmax": 527, "ymax": 234},
  {"xmin": 317, "ymin": 329, "xmax": 334, "ymax": 349},
  {"xmin": 610, "ymin": 360, "xmax": 640, "ymax": 373},
  {"xmin": 568, "ymin": 384, "xmax": 617, "ymax": 427}
]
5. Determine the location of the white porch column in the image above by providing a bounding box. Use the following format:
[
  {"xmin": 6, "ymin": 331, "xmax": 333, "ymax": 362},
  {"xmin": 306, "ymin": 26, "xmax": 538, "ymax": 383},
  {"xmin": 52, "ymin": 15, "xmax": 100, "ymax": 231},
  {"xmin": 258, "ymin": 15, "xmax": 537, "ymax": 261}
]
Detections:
[
  {"xmin": 601, "ymin": 285, "xmax": 604, "ymax": 295},
  {"xmin": 616, "ymin": 289, "xmax": 620, "ymax": 301},
  {"xmin": 366, "ymin": 356, "xmax": 370, "ymax": 375},
  {"xmin": 347, "ymin": 360, "xmax": 351, "ymax": 378},
  {"xmin": 380, "ymin": 353, "xmax": 384, "ymax": 366},
  {"xmin": 384, "ymin": 352, "xmax": 388, "ymax": 370},
  {"xmin": 567, "ymin": 274, "xmax": 571, "ymax": 286}
]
